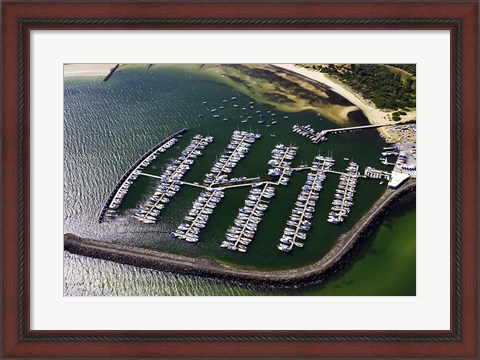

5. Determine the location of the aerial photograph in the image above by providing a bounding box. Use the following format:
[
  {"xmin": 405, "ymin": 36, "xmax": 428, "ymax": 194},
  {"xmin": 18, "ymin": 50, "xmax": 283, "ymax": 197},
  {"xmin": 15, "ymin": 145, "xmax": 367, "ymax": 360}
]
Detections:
[{"xmin": 64, "ymin": 63, "xmax": 416, "ymax": 296}]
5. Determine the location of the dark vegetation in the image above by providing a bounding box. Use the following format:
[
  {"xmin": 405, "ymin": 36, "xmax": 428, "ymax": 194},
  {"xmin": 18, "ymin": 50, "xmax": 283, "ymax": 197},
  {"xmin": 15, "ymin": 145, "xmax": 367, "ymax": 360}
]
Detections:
[
  {"xmin": 298, "ymin": 64, "xmax": 416, "ymax": 111},
  {"xmin": 389, "ymin": 64, "xmax": 416, "ymax": 75}
]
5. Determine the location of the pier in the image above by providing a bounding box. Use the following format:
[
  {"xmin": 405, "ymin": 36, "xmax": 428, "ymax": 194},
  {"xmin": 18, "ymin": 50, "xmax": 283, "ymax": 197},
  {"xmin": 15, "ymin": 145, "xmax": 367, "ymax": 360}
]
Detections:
[
  {"xmin": 173, "ymin": 131, "xmax": 260, "ymax": 242},
  {"xmin": 222, "ymin": 144, "xmax": 297, "ymax": 252},
  {"xmin": 134, "ymin": 135, "xmax": 213, "ymax": 224},
  {"xmin": 364, "ymin": 167, "xmax": 391, "ymax": 180},
  {"xmin": 222, "ymin": 183, "xmax": 274, "ymax": 252},
  {"xmin": 328, "ymin": 162, "xmax": 359, "ymax": 224},
  {"xmin": 98, "ymin": 128, "xmax": 187, "ymax": 223},
  {"xmin": 278, "ymin": 155, "xmax": 333, "ymax": 253},
  {"xmin": 293, "ymin": 123, "xmax": 396, "ymax": 143}
]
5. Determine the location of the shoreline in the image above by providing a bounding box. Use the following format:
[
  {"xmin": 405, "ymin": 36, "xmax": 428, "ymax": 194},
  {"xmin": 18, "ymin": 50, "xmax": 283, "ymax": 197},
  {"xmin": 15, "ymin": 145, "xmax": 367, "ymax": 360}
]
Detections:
[
  {"xmin": 65, "ymin": 181, "xmax": 416, "ymax": 289},
  {"xmin": 64, "ymin": 63, "xmax": 118, "ymax": 78},
  {"xmin": 272, "ymin": 64, "xmax": 416, "ymax": 142},
  {"xmin": 63, "ymin": 63, "xmax": 408, "ymax": 134}
]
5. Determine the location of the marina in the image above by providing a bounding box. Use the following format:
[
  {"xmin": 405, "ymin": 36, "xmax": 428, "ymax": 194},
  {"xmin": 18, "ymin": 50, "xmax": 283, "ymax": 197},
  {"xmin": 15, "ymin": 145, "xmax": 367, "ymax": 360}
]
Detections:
[
  {"xmin": 97, "ymin": 125, "xmax": 410, "ymax": 256},
  {"xmin": 64, "ymin": 63, "xmax": 417, "ymax": 297}
]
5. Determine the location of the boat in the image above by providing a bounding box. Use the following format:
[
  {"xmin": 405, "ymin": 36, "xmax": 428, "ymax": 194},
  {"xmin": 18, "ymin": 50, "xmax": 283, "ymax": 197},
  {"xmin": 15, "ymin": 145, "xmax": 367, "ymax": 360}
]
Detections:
[{"xmin": 277, "ymin": 244, "xmax": 291, "ymax": 253}]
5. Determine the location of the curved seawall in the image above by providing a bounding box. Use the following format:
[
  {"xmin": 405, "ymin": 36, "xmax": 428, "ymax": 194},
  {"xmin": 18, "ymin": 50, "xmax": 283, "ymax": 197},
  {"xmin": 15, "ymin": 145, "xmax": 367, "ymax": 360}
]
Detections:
[
  {"xmin": 66, "ymin": 181, "xmax": 416, "ymax": 288},
  {"xmin": 98, "ymin": 128, "xmax": 187, "ymax": 223}
]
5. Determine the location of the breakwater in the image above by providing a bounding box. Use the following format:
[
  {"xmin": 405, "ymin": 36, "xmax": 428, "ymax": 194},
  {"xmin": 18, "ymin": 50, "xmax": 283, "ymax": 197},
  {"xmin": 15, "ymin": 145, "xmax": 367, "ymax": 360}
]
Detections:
[
  {"xmin": 97, "ymin": 128, "xmax": 187, "ymax": 223},
  {"xmin": 70, "ymin": 181, "xmax": 415, "ymax": 289},
  {"xmin": 103, "ymin": 64, "xmax": 120, "ymax": 82}
]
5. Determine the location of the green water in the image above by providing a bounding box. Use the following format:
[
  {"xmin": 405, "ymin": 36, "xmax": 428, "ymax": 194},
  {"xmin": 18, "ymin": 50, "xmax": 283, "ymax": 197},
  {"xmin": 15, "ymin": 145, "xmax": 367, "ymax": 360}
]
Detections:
[{"xmin": 64, "ymin": 64, "xmax": 415, "ymax": 295}]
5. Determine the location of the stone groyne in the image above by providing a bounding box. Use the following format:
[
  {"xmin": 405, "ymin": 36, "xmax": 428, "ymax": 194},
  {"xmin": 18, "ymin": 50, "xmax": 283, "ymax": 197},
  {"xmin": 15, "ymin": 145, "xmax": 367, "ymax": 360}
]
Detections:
[{"xmin": 65, "ymin": 182, "xmax": 416, "ymax": 289}]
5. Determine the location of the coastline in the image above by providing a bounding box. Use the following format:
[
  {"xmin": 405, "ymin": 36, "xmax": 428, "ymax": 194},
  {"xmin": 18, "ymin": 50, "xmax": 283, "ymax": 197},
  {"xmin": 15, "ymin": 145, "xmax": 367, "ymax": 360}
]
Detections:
[
  {"xmin": 146, "ymin": 63, "xmax": 369, "ymax": 127},
  {"xmin": 272, "ymin": 64, "xmax": 416, "ymax": 142},
  {"xmin": 63, "ymin": 63, "xmax": 406, "ymax": 132},
  {"xmin": 64, "ymin": 63, "xmax": 118, "ymax": 78},
  {"xmin": 65, "ymin": 181, "xmax": 416, "ymax": 289}
]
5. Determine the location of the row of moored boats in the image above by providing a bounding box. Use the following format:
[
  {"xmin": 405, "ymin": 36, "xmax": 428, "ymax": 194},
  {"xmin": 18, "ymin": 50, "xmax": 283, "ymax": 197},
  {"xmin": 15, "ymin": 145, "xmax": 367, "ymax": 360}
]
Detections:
[
  {"xmin": 108, "ymin": 136, "xmax": 180, "ymax": 211},
  {"xmin": 277, "ymin": 155, "xmax": 334, "ymax": 253},
  {"xmin": 292, "ymin": 124, "xmax": 326, "ymax": 144},
  {"xmin": 172, "ymin": 131, "xmax": 259, "ymax": 242},
  {"xmin": 267, "ymin": 143, "xmax": 297, "ymax": 184},
  {"xmin": 221, "ymin": 143, "xmax": 297, "ymax": 252},
  {"xmin": 204, "ymin": 130, "xmax": 260, "ymax": 186},
  {"xmin": 221, "ymin": 184, "xmax": 274, "ymax": 252},
  {"xmin": 171, "ymin": 188, "xmax": 225, "ymax": 242},
  {"xmin": 133, "ymin": 135, "xmax": 213, "ymax": 224},
  {"xmin": 327, "ymin": 162, "xmax": 359, "ymax": 224}
]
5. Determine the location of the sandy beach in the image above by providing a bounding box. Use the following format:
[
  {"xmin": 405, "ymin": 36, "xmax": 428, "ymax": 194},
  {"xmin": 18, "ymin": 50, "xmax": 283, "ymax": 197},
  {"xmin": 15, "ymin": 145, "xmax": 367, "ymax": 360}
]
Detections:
[
  {"xmin": 273, "ymin": 64, "xmax": 416, "ymax": 142},
  {"xmin": 64, "ymin": 63, "xmax": 118, "ymax": 78}
]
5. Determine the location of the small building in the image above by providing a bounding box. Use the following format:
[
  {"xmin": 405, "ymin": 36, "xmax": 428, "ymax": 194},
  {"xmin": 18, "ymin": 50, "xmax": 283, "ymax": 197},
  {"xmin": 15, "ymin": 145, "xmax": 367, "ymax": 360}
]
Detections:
[{"xmin": 387, "ymin": 171, "xmax": 410, "ymax": 189}]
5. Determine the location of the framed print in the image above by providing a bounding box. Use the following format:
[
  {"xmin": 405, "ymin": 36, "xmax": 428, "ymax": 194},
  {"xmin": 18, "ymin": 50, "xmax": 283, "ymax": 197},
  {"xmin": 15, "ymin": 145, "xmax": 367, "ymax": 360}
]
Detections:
[{"xmin": 1, "ymin": 1, "xmax": 478, "ymax": 358}]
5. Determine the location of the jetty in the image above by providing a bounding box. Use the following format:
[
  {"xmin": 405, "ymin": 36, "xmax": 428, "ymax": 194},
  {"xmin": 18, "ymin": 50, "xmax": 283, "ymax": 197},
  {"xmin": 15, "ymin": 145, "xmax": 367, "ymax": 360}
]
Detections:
[
  {"xmin": 98, "ymin": 128, "xmax": 187, "ymax": 223},
  {"xmin": 293, "ymin": 123, "xmax": 396, "ymax": 143},
  {"xmin": 364, "ymin": 166, "xmax": 391, "ymax": 180},
  {"xmin": 103, "ymin": 64, "xmax": 120, "ymax": 82}
]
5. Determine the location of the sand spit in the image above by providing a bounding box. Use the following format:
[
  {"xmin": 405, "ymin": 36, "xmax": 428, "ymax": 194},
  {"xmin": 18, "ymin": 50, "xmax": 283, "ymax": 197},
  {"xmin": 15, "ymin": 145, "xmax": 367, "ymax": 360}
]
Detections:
[
  {"xmin": 64, "ymin": 64, "xmax": 118, "ymax": 78},
  {"xmin": 272, "ymin": 64, "xmax": 416, "ymax": 142},
  {"xmin": 65, "ymin": 182, "xmax": 415, "ymax": 289}
]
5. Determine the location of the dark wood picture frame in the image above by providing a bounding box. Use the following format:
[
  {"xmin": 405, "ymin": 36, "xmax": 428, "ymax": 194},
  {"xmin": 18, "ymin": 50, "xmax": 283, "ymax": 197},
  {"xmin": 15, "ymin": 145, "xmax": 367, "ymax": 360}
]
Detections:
[{"xmin": 1, "ymin": 1, "xmax": 478, "ymax": 358}]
